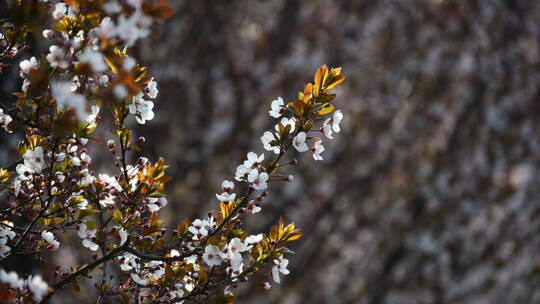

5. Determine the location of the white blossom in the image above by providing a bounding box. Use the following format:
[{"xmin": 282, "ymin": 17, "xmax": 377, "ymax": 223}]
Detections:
[
  {"xmin": 118, "ymin": 253, "xmax": 137, "ymax": 271},
  {"xmin": 131, "ymin": 273, "xmax": 149, "ymax": 286},
  {"xmin": 78, "ymin": 224, "xmax": 99, "ymax": 251},
  {"xmin": 146, "ymin": 261, "xmax": 165, "ymax": 280},
  {"xmin": 0, "ymin": 238, "xmax": 11, "ymax": 258},
  {"xmin": 42, "ymin": 29, "xmax": 54, "ymax": 39},
  {"xmin": 129, "ymin": 93, "xmax": 155, "ymax": 124},
  {"xmin": 17, "ymin": 147, "xmax": 45, "ymax": 175},
  {"xmin": 46, "ymin": 45, "xmax": 69, "ymax": 69},
  {"xmin": 52, "ymin": 3, "xmax": 77, "ymax": 20},
  {"xmin": 119, "ymin": 228, "xmax": 128, "ymax": 245},
  {"xmin": 0, "ymin": 223, "xmax": 16, "ymax": 258},
  {"xmin": 244, "ymin": 234, "xmax": 264, "ymax": 250},
  {"xmin": 41, "ymin": 231, "xmax": 59, "ymax": 251},
  {"xmin": 21, "ymin": 78, "xmax": 32, "ymax": 93},
  {"xmin": 116, "ymin": 10, "xmax": 152, "ymax": 46},
  {"xmin": 77, "ymin": 223, "xmax": 97, "ymax": 239},
  {"xmin": 0, "ymin": 108, "xmax": 12, "ymax": 132},
  {"xmin": 72, "ymin": 30, "xmax": 84, "ymax": 50},
  {"xmin": 0, "ymin": 268, "xmax": 23, "ymax": 289},
  {"xmin": 251, "ymin": 205, "xmax": 261, "ymax": 214},
  {"xmin": 51, "ymin": 81, "xmax": 89, "ymax": 121},
  {"xmin": 99, "ymin": 17, "xmax": 116, "ymax": 38},
  {"xmin": 188, "ymin": 218, "xmax": 214, "ymax": 240},
  {"xmin": 67, "ymin": 5, "xmax": 78, "ymax": 18},
  {"xmin": 235, "ymin": 164, "xmax": 250, "ymax": 181},
  {"xmin": 332, "ymin": 110, "xmax": 343, "ymax": 133},
  {"xmin": 203, "ymin": 245, "xmax": 223, "ymax": 267},
  {"xmin": 82, "ymin": 239, "xmax": 99, "ymax": 251},
  {"xmin": 99, "ymin": 193, "xmax": 116, "ymax": 207},
  {"xmin": 98, "ymin": 173, "xmax": 123, "ymax": 192},
  {"xmin": 86, "ymin": 105, "xmax": 100, "ymax": 126},
  {"xmin": 0, "ymin": 225, "xmax": 14, "ymax": 239},
  {"xmin": 225, "ymin": 238, "xmax": 250, "ymax": 273},
  {"xmin": 76, "ymin": 197, "xmax": 88, "ymax": 209},
  {"xmin": 243, "ymin": 152, "xmax": 264, "ymax": 168},
  {"xmin": 15, "ymin": 163, "xmax": 33, "ymax": 179},
  {"xmin": 221, "ymin": 180, "xmax": 234, "ymax": 192},
  {"xmin": 99, "ymin": 74, "xmax": 109, "ymax": 86},
  {"xmin": 271, "ymin": 258, "xmax": 289, "ymax": 284},
  {"xmin": 261, "ymin": 131, "xmax": 280, "ymax": 154},
  {"xmin": 147, "ymin": 197, "xmax": 167, "ymax": 212},
  {"xmin": 19, "ymin": 57, "xmax": 39, "ymax": 78},
  {"xmin": 292, "ymin": 132, "xmax": 309, "ymax": 152},
  {"xmin": 322, "ymin": 118, "xmax": 333, "ymax": 139},
  {"xmin": 247, "ymin": 169, "xmax": 269, "ymax": 191},
  {"xmin": 275, "ymin": 117, "xmax": 296, "ymax": 133},
  {"xmin": 245, "ymin": 234, "xmax": 263, "ymax": 244},
  {"xmin": 312, "ymin": 140, "xmax": 325, "ymax": 161},
  {"xmin": 77, "ymin": 46, "xmax": 107, "ymax": 72},
  {"xmin": 216, "ymin": 192, "xmax": 236, "ymax": 202},
  {"xmin": 79, "ymin": 169, "xmax": 94, "ymax": 186},
  {"xmin": 147, "ymin": 79, "xmax": 158, "ymax": 98},
  {"xmin": 67, "ymin": 145, "xmax": 91, "ymax": 167},
  {"xmin": 322, "ymin": 110, "xmax": 344, "ymax": 139},
  {"xmin": 52, "ymin": 2, "xmax": 67, "ymax": 19},
  {"xmin": 269, "ymin": 97, "xmax": 285, "ymax": 118},
  {"xmin": 185, "ymin": 254, "xmax": 198, "ymax": 266},
  {"xmin": 169, "ymin": 283, "xmax": 185, "ymax": 299},
  {"xmin": 183, "ymin": 275, "xmax": 195, "ymax": 292},
  {"xmin": 27, "ymin": 275, "xmax": 48, "ymax": 301}
]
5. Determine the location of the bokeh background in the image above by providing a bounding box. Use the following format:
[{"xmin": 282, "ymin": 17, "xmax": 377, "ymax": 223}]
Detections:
[{"xmin": 2, "ymin": 0, "xmax": 540, "ymax": 303}]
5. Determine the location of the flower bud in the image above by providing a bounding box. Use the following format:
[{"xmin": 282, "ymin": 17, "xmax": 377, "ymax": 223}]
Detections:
[{"xmin": 107, "ymin": 140, "xmax": 116, "ymax": 151}]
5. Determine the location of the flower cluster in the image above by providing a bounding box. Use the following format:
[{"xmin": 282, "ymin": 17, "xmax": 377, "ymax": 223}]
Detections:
[
  {"xmin": 0, "ymin": 1, "xmax": 344, "ymax": 303},
  {"xmin": 0, "ymin": 269, "xmax": 48, "ymax": 302}
]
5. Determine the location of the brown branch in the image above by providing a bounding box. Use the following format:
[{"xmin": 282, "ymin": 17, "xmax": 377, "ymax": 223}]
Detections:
[
  {"xmin": 205, "ymin": 143, "xmax": 288, "ymax": 242},
  {"xmin": 126, "ymin": 247, "xmax": 198, "ymax": 262},
  {"xmin": 39, "ymin": 239, "xmax": 131, "ymax": 304}
]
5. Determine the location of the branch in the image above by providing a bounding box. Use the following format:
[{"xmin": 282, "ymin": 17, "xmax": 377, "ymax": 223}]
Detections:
[
  {"xmin": 3, "ymin": 208, "xmax": 44, "ymax": 260},
  {"xmin": 205, "ymin": 145, "xmax": 288, "ymax": 242},
  {"xmin": 39, "ymin": 239, "xmax": 131, "ymax": 304},
  {"xmin": 5, "ymin": 147, "xmax": 59, "ymax": 259},
  {"xmin": 126, "ymin": 247, "xmax": 198, "ymax": 262}
]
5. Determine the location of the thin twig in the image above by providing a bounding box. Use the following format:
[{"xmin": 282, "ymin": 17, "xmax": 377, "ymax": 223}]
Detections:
[{"xmin": 39, "ymin": 239, "xmax": 131, "ymax": 304}]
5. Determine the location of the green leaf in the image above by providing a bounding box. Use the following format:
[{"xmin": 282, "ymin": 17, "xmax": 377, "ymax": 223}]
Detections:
[
  {"xmin": 77, "ymin": 208, "xmax": 101, "ymax": 220},
  {"xmin": 316, "ymin": 103, "xmax": 334, "ymax": 115},
  {"xmin": 112, "ymin": 208, "xmax": 123, "ymax": 223}
]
